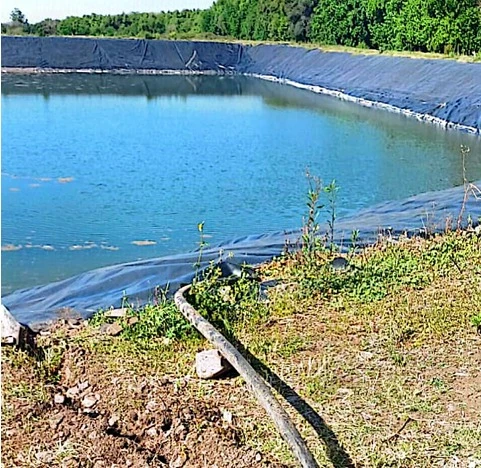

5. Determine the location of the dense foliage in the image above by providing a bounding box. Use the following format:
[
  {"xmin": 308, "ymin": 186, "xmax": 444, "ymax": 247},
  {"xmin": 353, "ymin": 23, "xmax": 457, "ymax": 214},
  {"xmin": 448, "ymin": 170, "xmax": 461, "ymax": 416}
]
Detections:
[{"xmin": 2, "ymin": 0, "xmax": 481, "ymax": 55}]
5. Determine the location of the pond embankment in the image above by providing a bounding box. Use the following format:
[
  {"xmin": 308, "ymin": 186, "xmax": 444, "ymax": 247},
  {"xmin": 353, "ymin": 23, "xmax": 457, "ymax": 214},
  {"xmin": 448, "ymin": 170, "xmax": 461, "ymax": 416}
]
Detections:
[{"xmin": 2, "ymin": 36, "xmax": 481, "ymax": 134}]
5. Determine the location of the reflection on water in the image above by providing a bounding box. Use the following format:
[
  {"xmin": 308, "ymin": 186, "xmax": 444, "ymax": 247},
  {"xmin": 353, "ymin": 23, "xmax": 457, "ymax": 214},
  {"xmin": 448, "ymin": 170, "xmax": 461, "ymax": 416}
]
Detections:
[{"xmin": 2, "ymin": 74, "xmax": 481, "ymax": 294}]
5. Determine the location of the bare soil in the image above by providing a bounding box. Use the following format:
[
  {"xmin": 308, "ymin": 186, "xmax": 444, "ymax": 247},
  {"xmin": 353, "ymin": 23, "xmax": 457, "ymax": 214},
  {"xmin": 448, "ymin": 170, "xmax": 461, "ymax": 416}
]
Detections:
[{"xmin": 1, "ymin": 323, "xmax": 284, "ymax": 468}]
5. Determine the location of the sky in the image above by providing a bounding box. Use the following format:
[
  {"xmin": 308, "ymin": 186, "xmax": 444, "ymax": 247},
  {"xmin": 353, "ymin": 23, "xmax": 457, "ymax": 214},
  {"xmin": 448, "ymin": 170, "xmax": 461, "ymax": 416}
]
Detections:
[{"xmin": 1, "ymin": 0, "xmax": 214, "ymax": 23}]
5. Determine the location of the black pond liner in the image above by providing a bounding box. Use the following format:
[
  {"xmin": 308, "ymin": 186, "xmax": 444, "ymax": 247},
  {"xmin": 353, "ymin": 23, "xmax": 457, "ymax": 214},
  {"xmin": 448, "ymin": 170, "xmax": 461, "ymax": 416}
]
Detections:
[{"xmin": 3, "ymin": 182, "xmax": 480, "ymax": 328}]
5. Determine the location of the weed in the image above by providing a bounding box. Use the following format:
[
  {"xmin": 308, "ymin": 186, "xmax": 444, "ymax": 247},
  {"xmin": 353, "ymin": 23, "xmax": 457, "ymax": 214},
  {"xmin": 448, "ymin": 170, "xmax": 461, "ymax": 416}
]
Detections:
[
  {"xmin": 194, "ymin": 221, "xmax": 208, "ymax": 279},
  {"xmin": 458, "ymin": 145, "xmax": 481, "ymax": 229},
  {"xmin": 471, "ymin": 312, "xmax": 481, "ymax": 334},
  {"xmin": 324, "ymin": 179, "xmax": 339, "ymax": 251},
  {"xmin": 302, "ymin": 171, "xmax": 324, "ymax": 256},
  {"xmin": 36, "ymin": 341, "xmax": 67, "ymax": 383},
  {"xmin": 188, "ymin": 265, "xmax": 268, "ymax": 338},
  {"xmin": 349, "ymin": 229, "xmax": 360, "ymax": 254},
  {"xmin": 90, "ymin": 301, "xmax": 194, "ymax": 342},
  {"xmin": 301, "ymin": 172, "xmax": 340, "ymax": 254},
  {"xmin": 431, "ymin": 377, "xmax": 448, "ymax": 393}
]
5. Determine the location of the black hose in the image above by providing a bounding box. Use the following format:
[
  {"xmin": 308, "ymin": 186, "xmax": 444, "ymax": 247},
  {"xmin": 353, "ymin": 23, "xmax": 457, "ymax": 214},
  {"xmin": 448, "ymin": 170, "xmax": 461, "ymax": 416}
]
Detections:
[{"xmin": 174, "ymin": 284, "xmax": 319, "ymax": 468}]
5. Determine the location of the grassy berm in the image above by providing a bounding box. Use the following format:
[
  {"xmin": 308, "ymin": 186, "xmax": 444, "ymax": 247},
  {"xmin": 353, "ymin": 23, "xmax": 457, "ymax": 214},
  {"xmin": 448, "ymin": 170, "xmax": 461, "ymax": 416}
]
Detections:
[{"xmin": 2, "ymin": 230, "xmax": 481, "ymax": 467}]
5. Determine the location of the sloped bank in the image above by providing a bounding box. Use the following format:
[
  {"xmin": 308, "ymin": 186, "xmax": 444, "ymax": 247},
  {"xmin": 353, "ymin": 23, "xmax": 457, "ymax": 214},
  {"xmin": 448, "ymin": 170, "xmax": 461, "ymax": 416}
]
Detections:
[{"xmin": 2, "ymin": 36, "xmax": 481, "ymax": 134}]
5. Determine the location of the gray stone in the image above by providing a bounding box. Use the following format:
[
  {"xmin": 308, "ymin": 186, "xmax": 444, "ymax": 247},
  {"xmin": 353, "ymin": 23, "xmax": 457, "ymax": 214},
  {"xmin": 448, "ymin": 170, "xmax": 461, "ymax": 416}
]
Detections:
[
  {"xmin": 104, "ymin": 308, "xmax": 127, "ymax": 318},
  {"xmin": 108, "ymin": 415, "xmax": 119, "ymax": 427},
  {"xmin": 66, "ymin": 386, "xmax": 80, "ymax": 398},
  {"xmin": 170, "ymin": 453, "xmax": 187, "ymax": 468},
  {"xmin": 107, "ymin": 322, "xmax": 123, "ymax": 336},
  {"xmin": 100, "ymin": 322, "xmax": 123, "ymax": 336},
  {"xmin": 330, "ymin": 257, "xmax": 350, "ymax": 271},
  {"xmin": 127, "ymin": 316, "xmax": 139, "ymax": 326},
  {"xmin": 145, "ymin": 427, "xmax": 157, "ymax": 437},
  {"xmin": 54, "ymin": 394, "xmax": 65, "ymax": 404},
  {"xmin": 48, "ymin": 413, "xmax": 64, "ymax": 429},
  {"xmin": 195, "ymin": 349, "xmax": 232, "ymax": 380},
  {"xmin": 222, "ymin": 409, "xmax": 233, "ymax": 424},
  {"xmin": 82, "ymin": 395, "xmax": 98, "ymax": 408},
  {"xmin": 78, "ymin": 381, "xmax": 89, "ymax": 392}
]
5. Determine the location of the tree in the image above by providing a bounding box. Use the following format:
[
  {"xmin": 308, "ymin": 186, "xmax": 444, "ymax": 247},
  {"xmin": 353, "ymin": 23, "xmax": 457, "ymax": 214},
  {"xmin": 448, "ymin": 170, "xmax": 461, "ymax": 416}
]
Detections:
[
  {"xmin": 10, "ymin": 8, "xmax": 27, "ymax": 24},
  {"xmin": 33, "ymin": 18, "xmax": 59, "ymax": 36},
  {"xmin": 309, "ymin": 0, "xmax": 370, "ymax": 47},
  {"xmin": 285, "ymin": 0, "xmax": 318, "ymax": 42}
]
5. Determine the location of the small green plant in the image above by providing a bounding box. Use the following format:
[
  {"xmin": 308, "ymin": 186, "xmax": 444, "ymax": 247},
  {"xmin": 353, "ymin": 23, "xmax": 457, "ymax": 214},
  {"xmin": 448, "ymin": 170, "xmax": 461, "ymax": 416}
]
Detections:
[
  {"xmin": 89, "ymin": 299, "xmax": 194, "ymax": 342},
  {"xmin": 350, "ymin": 229, "xmax": 360, "ymax": 254},
  {"xmin": 189, "ymin": 265, "xmax": 267, "ymax": 338},
  {"xmin": 302, "ymin": 171, "xmax": 324, "ymax": 255},
  {"xmin": 301, "ymin": 172, "xmax": 340, "ymax": 254},
  {"xmin": 36, "ymin": 341, "xmax": 67, "ymax": 383},
  {"xmin": 121, "ymin": 302, "xmax": 193, "ymax": 341},
  {"xmin": 194, "ymin": 221, "xmax": 208, "ymax": 279},
  {"xmin": 431, "ymin": 377, "xmax": 448, "ymax": 392},
  {"xmin": 324, "ymin": 179, "xmax": 339, "ymax": 251},
  {"xmin": 457, "ymin": 145, "xmax": 481, "ymax": 230},
  {"xmin": 471, "ymin": 312, "xmax": 481, "ymax": 334}
]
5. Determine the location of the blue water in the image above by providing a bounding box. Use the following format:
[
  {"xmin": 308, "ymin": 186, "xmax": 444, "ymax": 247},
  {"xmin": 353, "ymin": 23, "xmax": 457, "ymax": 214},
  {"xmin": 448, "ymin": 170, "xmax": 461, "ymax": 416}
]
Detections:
[{"xmin": 2, "ymin": 74, "xmax": 481, "ymax": 295}]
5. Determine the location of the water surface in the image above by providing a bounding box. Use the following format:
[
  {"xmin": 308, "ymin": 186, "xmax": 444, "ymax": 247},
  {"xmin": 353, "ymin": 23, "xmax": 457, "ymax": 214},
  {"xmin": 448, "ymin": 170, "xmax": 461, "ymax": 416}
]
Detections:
[{"xmin": 2, "ymin": 74, "xmax": 481, "ymax": 294}]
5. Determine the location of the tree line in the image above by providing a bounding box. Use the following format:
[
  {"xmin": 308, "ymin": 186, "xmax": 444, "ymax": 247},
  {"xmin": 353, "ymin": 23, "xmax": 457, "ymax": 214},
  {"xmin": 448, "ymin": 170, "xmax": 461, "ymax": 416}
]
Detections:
[{"xmin": 2, "ymin": 0, "xmax": 481, "ymax": 56}]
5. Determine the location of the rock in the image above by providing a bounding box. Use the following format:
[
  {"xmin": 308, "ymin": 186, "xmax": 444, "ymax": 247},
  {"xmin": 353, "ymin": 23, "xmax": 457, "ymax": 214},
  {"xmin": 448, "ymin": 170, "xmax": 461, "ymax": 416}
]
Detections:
[
  {"xmin": 35, "ymin": 451, "xmax": 54, "ymax": 463},
  {"xmin": 222, "ymin": 409, "xmax": 233, "ymax": 424},
  {"xmin": 330, "ymin": 257, "xmax": 350, "ymax": 271},
  {"xmin": 255, "ymin": 453, "xmax": 262, "ymax": 462},
  {"xmin": 195, "ymin": 349, "xmax": 232, "ymax": 380},
  {"xmin": 82, "ymin": 395, "xmax": 98, "ymax": 408},
  {"xmin": 66, "ymin": 386, "xmax": 80, "ymax": 398},
  {"xmin": 49, "ymin": 414, "xmax": 64, "ymax": 429},
  {"xmin": 105, "ymin": 322, "xmax": 123, "ymax": 336},
  {"xmin": 54, "ymin": 394, "xmax": 65, "ymax": 404},
  {"xmin": 170, "ymin": 453, "xmax": 187, "ymax": 468},
  {"xmin": 105, "ymin": 308, "xmax": 128, "ymax": 318},
  {"xmin": 1, "ymin": 304, "xmax": 35, "ymax": 348},
  {"xmin": 128, "ymin": 316, "xmax": 139, "ymax": 326},
  {"xmin": 358, "ymin": 351, "xmax": 374, "ymax": 361},
  {"xmin": 145, "ymin": 426, "xmax": 157, "ymax": 437},
  {"xmin": 78, "ymin": 381, "xmax": 90, "ymax": 392},
  {"xmin": 108, "ymin": 415, "xmax": 119, "ymax": 427},
  {"xmin": 67, "ymin": 318, "xmax": 82, "ymax": 328},
  {"xmin": 174, "ymin": 423, "xmax": 186, "ymax": 436},
  {"xmin": 146, "ymin": 400, "xmax": 157, "ymax": 412}
]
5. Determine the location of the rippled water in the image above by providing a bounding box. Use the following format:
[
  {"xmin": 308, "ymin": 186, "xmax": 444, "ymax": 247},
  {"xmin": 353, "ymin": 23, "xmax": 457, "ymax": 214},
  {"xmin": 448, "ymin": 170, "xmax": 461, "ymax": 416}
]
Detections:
[{"xmin": 2, "ymin": 74, "xmax": 481, "ymax": 294}]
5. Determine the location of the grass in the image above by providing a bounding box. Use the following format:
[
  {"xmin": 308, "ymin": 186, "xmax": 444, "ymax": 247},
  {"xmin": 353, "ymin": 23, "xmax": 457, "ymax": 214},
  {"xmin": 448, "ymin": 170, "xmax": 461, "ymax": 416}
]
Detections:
[{"xmin": 2, "ymin": 229, "xmax": 481, "ymax": 466}]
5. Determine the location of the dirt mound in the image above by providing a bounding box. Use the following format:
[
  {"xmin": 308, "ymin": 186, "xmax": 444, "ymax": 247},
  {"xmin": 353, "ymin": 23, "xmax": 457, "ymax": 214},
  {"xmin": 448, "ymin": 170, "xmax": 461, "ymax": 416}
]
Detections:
[{"xmin": 2, "ymin": 327, "xmax": 283, "ymax": 468}]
